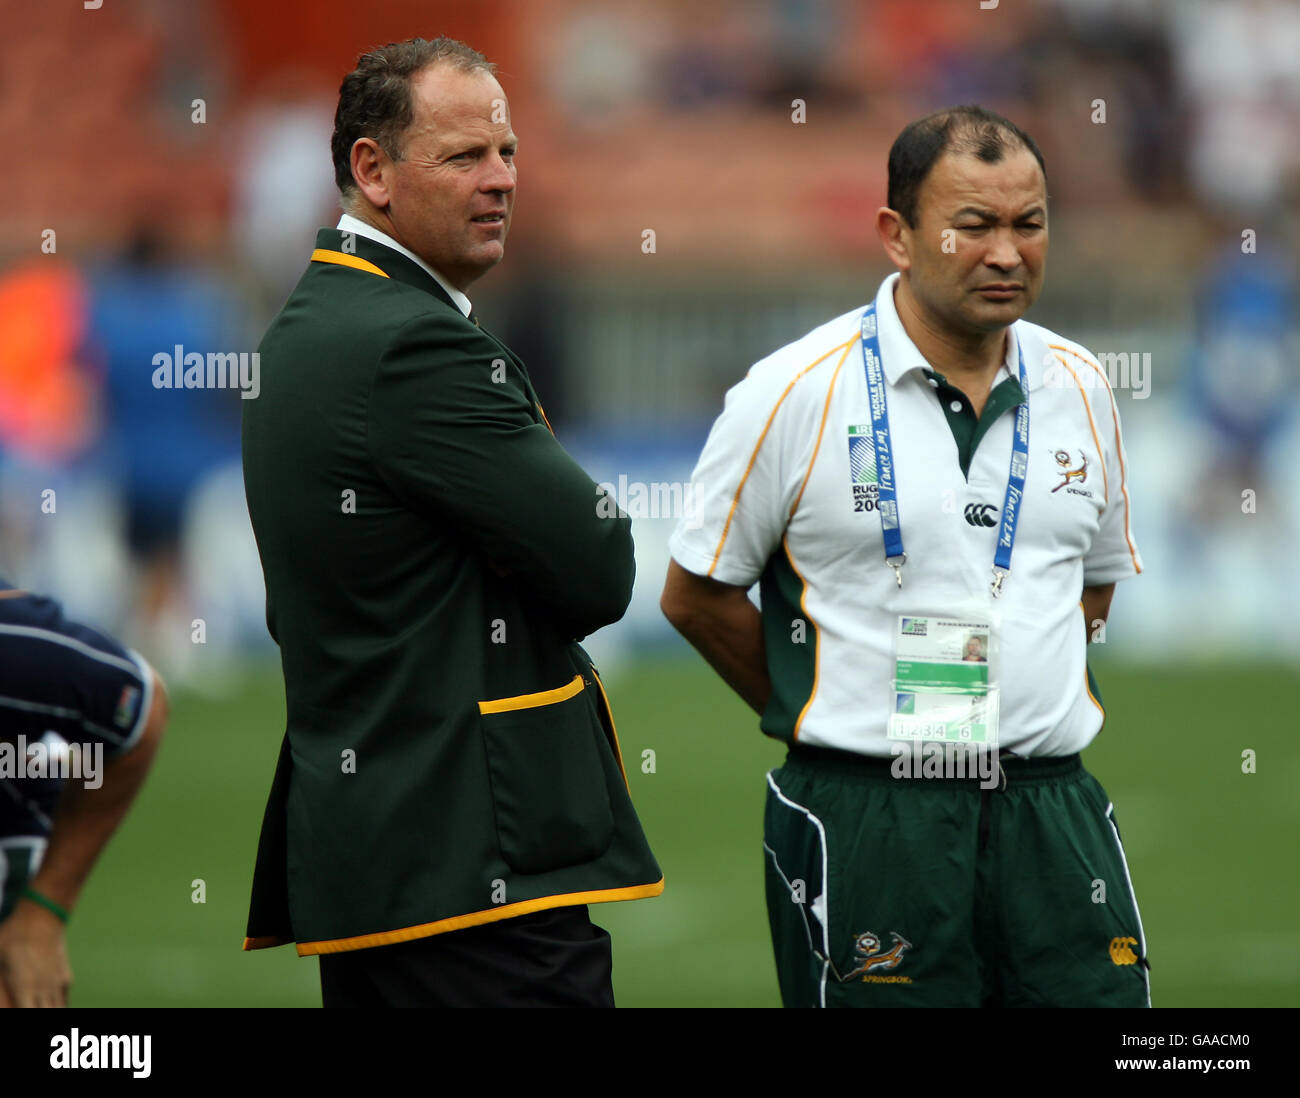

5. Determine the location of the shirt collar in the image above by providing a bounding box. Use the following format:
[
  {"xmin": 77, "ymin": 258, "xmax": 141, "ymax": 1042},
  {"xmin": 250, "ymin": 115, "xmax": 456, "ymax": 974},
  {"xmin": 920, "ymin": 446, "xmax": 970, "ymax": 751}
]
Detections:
[
  {"xmin": 873, "ymin": 271, "xmax": 1033, "ymax": 392},
  {"xmin": 336, "ymin": 213, "xmax": 473, "ymax": 318}
]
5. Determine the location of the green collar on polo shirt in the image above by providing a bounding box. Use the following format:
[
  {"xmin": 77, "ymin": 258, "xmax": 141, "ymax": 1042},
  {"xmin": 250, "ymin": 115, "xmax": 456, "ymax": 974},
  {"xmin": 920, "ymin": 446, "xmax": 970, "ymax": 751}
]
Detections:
[{"xmin": 923, "ymin": 368, "xmax": 1028, "ymax": 482}]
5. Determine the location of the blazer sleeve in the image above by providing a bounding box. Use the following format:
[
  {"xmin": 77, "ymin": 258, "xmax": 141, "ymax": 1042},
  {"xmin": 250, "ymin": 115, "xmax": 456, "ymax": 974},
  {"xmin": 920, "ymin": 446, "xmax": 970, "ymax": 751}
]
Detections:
[{"xmin": 367, "ymin": 312, "xmax": 634, "ymax": 638}]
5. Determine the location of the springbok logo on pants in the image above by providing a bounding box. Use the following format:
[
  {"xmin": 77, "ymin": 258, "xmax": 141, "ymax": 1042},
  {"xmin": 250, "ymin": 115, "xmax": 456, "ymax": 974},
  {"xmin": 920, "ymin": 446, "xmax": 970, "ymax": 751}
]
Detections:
[{"xmin": 845, "ymin": 930, "xmax": 913, "ymax": 978}]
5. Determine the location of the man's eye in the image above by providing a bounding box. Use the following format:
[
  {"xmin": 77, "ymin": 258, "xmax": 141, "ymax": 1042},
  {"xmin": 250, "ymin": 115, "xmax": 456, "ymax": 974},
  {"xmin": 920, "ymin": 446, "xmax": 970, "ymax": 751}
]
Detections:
[{"xmin": 958, "ymin": 224, "xmax": 989, "ymax": 232}]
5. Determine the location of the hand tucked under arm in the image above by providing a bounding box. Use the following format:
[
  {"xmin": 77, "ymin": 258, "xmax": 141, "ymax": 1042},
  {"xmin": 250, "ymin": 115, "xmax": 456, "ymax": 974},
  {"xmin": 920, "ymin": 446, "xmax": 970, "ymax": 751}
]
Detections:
[
  {"xmin": 1081, "ymin": 583, "xmax": 1116, "ymax": 645},
  {"xmin": 661, "ymin": 559, "xmax": 770, "ymax": 715}
]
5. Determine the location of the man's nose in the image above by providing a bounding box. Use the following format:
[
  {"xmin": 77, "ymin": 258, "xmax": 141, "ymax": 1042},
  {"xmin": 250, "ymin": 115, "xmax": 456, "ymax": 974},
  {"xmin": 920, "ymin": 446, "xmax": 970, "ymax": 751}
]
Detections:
[
  {"xmin": 984, "ymin": 229, "xmax": 1022, "ymax": 271},
  {"xmin": 482, "ymin": 152, "xmax": 516, "ymax": 193}
]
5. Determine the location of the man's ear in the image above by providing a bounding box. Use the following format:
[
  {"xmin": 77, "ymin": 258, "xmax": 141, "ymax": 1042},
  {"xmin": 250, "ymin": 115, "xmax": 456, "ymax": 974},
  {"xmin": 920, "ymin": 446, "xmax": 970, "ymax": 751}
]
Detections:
[
  {"xmin": 350, "ymin": 138, "xmax": 392, "ymax": 211},
  {"xmin": 875, "ymin": 206, "xmax": 911, "ymax": 272}
]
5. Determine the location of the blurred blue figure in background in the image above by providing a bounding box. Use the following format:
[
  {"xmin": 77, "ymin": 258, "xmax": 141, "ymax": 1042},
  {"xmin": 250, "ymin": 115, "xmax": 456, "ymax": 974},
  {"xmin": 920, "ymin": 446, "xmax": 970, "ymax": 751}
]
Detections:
[
  {"xmin": 1184, "ymin": 241, "xmax": 1296, "ymax": 484},
  {"xmin": 1167, "ymin": 235, "xmax": 1300, "ymax": 649},
  {"xmin": 84, "ymin": 224, "xmax": 247, "ymax": 677}
]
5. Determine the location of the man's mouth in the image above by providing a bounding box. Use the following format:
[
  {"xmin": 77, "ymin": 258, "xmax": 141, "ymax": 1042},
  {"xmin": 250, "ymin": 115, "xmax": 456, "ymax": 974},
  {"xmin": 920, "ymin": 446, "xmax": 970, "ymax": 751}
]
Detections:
[
  {"xmin": 472, "ymin": 213, "xmax": 506, "ymax": 224},
  {"xmin": 976, "ymin": 284, "xmax": 1022, "ymax": 300}
]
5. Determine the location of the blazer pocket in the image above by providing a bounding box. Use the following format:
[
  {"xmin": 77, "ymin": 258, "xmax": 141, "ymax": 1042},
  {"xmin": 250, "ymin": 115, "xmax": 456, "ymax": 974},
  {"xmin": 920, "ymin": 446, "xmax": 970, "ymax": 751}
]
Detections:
[{"xmin": 478, "ymin": 674, "xmax": 615, "ymax": 875}]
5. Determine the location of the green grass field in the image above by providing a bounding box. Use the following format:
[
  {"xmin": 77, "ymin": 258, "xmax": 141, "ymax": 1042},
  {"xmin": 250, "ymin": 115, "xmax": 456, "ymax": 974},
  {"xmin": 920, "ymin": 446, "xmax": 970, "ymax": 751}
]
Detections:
[{"xmin": 66, "ymin": 653, "xmax": 1300, "ymax": 1007}]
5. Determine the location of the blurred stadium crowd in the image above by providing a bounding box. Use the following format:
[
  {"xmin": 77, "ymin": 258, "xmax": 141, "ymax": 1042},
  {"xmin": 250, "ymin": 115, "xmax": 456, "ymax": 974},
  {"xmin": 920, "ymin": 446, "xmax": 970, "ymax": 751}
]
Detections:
[{"xmin": 1, "ymin": 0, "xmax": 1297, "ymax": 683}]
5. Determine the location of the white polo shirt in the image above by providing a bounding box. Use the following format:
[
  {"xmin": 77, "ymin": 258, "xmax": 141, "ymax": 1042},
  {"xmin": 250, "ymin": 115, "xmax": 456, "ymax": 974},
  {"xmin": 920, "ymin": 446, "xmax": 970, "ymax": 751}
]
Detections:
[{"xmin": 669, "ymin": 272, "xmax": 1142, "ymax": 758}]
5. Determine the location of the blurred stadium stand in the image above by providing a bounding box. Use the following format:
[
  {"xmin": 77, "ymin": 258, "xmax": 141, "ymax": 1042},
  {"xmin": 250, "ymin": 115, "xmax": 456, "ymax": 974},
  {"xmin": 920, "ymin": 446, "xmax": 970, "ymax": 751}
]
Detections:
[{"xmin": 1, "ymin": 0, "xmax": 1297, "ymax": 678}]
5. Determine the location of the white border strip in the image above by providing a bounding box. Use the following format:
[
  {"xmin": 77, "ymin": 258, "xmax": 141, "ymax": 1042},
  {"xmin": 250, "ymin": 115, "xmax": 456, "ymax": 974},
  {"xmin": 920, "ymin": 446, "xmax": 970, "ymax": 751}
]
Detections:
[
  {"xmin": 0, "ymin": 694, "xmax": 127, "ymax": 747},
  {"xmin": 0, "ymin": 623, "xmax": 142, "ymax": 677},
  {"xmin": 1105, "ymin": 801, "xmax": 1151, "ymax": 1007},
  {"xmin": 117, "ymin": 649, "xmax": 156, "ymax": 758},
  {"xmin": 766, "ymin": 770, "xmax": 831, "ymax": 1008}
]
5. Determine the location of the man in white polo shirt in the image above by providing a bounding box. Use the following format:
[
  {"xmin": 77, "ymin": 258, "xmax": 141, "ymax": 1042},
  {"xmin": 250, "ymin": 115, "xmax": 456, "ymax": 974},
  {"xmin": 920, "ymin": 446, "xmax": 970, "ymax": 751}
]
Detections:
[{"xmin": 661, "ymin": 106, "xmax": 1147, "ymax": 1007}]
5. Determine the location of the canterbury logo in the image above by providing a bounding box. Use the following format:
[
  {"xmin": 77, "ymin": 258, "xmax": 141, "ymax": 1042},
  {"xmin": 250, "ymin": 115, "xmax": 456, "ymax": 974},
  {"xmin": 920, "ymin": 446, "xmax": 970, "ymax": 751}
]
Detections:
[
  {"xmin": 964, "ymin": 503, "xmax": 998, "ymax": 528},
  {"xmin": 1109, "ymin": 936, "xmax": 1139, "ymax": 965}
]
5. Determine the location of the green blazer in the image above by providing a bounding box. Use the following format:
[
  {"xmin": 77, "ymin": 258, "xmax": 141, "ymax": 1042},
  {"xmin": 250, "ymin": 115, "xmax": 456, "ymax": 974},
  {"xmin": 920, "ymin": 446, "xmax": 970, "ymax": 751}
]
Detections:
[{"xmin": 241, "ymin": 227, "xmax": 662, "ymax": 955}]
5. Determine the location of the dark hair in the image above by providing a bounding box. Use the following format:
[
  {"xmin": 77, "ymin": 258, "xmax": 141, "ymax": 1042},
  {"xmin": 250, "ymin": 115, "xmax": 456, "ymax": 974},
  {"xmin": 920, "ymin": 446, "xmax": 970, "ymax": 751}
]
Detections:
[
  {"xmin": 887, "ymin": 105, "xmax": 1046, "ymax": 227},
  {"xmin": 331, "ymin": 37, "xmax": 495, "ymax": 198}
]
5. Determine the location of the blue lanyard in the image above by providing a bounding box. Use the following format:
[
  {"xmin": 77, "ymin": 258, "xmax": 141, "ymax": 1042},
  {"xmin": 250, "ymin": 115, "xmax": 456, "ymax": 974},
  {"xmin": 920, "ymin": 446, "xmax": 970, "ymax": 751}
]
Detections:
[{"xmin": 859, "ymin": 302, "xmax": 1029, "ymax": 598}]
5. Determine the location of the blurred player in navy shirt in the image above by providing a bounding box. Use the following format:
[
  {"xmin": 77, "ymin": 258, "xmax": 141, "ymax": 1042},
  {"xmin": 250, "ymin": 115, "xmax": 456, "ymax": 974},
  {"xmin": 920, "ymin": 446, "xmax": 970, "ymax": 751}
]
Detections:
[{"xmin": 0, "ymin": 578, "xmax": 167, "ymax": 1007}]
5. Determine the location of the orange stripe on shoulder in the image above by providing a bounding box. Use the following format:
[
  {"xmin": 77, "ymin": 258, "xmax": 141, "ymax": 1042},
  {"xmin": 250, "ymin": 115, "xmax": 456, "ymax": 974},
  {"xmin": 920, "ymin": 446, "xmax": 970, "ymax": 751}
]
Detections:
[
  {"xmin": 707, "ymin": 336, "xmax": 856, "ymax": 577},
  {"xmin": 1051, "ymin": 345, "xmax": 1140, "ymax": 573},
  {"xmin": 310, "ymin": 248, "xmax": 390, "ymax": 278},
  {"xmin": 1050, "ymin": 352, "xmax": 1108, "ymax": 504},
  {"xmin": 789, "ymin": 340, "xmax": 854, "ymax": 519}
]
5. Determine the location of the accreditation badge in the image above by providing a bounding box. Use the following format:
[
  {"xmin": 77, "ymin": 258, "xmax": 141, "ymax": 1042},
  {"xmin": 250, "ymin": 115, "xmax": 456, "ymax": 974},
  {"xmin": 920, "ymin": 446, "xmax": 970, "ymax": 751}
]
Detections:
[{"xmin": 889, "ymin": 611, "xmax": 1000, "ymax": 746}]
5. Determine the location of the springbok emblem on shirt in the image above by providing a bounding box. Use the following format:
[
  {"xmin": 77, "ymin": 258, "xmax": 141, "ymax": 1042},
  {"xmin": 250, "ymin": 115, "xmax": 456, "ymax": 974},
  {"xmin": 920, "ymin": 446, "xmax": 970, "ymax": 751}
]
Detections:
[{"xmin": 1051, "ymin": 448, "xmax": 1089, "ymax": 492}]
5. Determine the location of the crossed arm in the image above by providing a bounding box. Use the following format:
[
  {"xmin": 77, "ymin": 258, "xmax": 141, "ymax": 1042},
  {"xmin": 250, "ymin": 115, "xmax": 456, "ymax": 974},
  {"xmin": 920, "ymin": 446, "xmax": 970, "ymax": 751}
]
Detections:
[{"xmin": 370, "ymin": 315, "xmax": 635, "ymax": 639}]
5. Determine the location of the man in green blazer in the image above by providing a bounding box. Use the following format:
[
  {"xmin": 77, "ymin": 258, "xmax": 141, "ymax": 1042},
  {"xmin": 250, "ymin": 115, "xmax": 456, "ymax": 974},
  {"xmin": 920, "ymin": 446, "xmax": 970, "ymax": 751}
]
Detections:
[{"xmin": 241, "ymin": 36, "xmax": 662, "ymax": 1006}]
